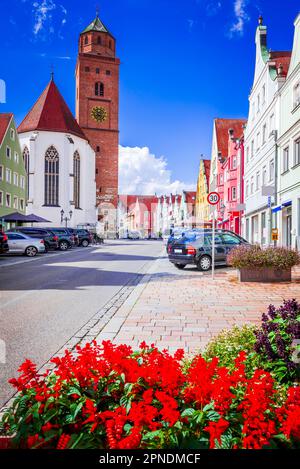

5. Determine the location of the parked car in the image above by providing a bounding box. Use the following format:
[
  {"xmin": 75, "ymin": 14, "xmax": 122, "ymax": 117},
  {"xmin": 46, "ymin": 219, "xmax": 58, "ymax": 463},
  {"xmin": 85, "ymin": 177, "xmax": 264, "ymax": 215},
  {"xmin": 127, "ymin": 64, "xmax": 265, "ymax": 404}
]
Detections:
[
  {"xmin": 0, "ymin": 232, "xmax": 9, "ymax": 254},
  {"xmin": 46, "ymin": 228, "xmax": 76, "ymax": 251},
  {"xmin": 14, "ymin": 227, "xmax": 58, "ymax": 251},
  {"xmin": 67, "ymin": 228, "xmax": 92, "ymax": 247},
  {"xmin": 128, "ymin": 231, "xmax": 142, "ymax": 240},
  {"xmin": 168, "ymin": 230, "xmax": 249, "ymax": 271},
  {"xmin": 6, "ymin": 232, "xmax": 46, "ymax": 257}
]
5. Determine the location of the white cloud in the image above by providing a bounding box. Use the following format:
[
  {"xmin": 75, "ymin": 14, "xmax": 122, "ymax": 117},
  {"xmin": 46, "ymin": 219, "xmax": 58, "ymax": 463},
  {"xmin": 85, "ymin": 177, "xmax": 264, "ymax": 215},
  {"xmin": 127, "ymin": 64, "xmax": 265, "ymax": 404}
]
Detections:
[
  {"xmin": 119, "ymin": 146, "xmax": 195, "ymax": 196},
  {"xmin": 31, "ymin": 0, "xmax": 67, "ymax": 39},
  {"xmin": 229, "ymin": 0, "xmax": 249, "ymax": 36}
]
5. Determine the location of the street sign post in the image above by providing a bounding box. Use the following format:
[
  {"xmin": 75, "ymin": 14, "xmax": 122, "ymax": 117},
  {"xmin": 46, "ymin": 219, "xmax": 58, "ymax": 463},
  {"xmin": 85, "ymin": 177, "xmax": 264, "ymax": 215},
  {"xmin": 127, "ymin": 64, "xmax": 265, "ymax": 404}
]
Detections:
[{"xmin": 207, "ymin": 192, "xmax": 221, "ymax": 280}]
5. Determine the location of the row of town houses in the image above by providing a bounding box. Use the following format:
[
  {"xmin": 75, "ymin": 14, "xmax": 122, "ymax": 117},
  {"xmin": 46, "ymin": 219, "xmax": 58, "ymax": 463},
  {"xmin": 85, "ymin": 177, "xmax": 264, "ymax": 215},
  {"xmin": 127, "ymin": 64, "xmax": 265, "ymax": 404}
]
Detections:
[{"xmin": 119, "ymin": 14, "xmax": 300, "ymax": 248}]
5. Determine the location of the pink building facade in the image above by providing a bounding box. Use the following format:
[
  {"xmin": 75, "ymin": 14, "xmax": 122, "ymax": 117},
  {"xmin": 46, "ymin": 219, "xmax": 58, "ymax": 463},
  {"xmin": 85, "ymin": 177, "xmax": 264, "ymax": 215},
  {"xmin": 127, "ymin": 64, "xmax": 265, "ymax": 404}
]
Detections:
[{"xmin": 222, "ymin": 130, "xmax": 245, "ymax": 235}]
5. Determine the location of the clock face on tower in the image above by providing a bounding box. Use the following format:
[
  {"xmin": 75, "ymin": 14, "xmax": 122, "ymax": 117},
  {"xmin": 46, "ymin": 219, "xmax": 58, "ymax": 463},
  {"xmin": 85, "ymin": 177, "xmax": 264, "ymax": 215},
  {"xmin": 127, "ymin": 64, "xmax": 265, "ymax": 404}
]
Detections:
[{"xmin": 91, "ymin": 106, "xmax": 108, "ymax": 123}]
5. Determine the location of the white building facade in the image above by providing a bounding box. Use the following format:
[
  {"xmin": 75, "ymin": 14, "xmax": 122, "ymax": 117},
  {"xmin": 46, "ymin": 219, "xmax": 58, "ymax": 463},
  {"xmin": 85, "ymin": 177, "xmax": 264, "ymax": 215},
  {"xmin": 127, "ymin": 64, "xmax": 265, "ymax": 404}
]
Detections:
[
  {"xmin": 243, "ymin": 17, "xmax": 291, "ymax": 245},
  {"xmin": 18, "ymin": 78, "xmax": 96, "ymax": 228},
  {"xmin": 277, "ymin": 14, "xmax": 300, "ymax": 249}
]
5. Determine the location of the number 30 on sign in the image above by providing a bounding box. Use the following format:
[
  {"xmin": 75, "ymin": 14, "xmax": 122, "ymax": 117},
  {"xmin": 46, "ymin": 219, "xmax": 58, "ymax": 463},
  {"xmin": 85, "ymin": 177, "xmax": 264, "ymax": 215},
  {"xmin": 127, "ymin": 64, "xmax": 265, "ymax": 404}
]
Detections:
[{"xmin": 207, "ymin": 192, "xmax": 220, "ymax": 206}]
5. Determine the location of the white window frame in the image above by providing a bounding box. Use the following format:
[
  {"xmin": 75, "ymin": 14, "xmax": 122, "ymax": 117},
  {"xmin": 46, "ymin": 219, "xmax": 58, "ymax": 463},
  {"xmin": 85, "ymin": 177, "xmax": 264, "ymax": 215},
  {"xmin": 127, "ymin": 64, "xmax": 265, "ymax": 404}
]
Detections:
[
  {"xmin": 13, "ymin": 196, "xmax": 18, "ymax": 210},
  {"xmin": 20, "ymin": 175, "xmax": 25, "ymax": 189},
  {"xmin": 14, "ymin": 151, "xmax": 19, "ymax": 164},
  {"xmin": 256, "ymin": 171, "xmax": 260, "ymax": 191},
  {"xmin": 13, "ymin": 172, "xmax": 18, "ymax": 186},
  {"xmin": 0, "ymin": 164, "xmax": 3, "ymax": 181},
  {"xmin": 294, "ymin": 137, "xmax": 300, "ymax": 166},
  {"xmin": 5, "ymin": 193, "xmax": 11, "ymax": 208},
  {"xmin": 20, "ymin": 198, "xmax": 25, "ymax": 211},
  {"xmin": 283, "ymin": 147, "xmax": 289, "ymax": 173},
  {"xmin": 251, "ymin": 140, "xmax": 254, "ymax": 158},
  {"xmin": 262, "ymin": 85, "xmax": 266, "ymax": 105},
  {"xmin": 250, "ymin": 176, "xmax": 254, "ymax": 195},
  {"xmin": 293, "ymin": 82, "xmax": 300, "ymax": 108},
  {"xmin": 6, "ymin": 146, "xmax": 11, "ymax": 159},
  {"xmin": 262, "ymin": 166, "xmax": 267, "ymax": 185},
  {"xmin": 262, "ymin": 123, "xmax": 267, "ymax": 144},
  {"xmin": 10, "ymin": 129, "xmax": 15, "ymax": 141},
  {"xmin": 0, "ymin": 190, "xmax": 3, "ymax": 206},
  {"xmin": 5, "ymin": 168, "xmax": 11, "ymax": 183}
]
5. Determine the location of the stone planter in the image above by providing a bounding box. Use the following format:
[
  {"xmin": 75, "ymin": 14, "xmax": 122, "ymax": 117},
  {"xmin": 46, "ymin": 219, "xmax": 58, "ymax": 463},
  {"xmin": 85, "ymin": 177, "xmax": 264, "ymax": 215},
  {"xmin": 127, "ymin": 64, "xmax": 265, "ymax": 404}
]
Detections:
[{"xmin": 238, "ymin": 267, "xmax": 292, "ymax": 283}]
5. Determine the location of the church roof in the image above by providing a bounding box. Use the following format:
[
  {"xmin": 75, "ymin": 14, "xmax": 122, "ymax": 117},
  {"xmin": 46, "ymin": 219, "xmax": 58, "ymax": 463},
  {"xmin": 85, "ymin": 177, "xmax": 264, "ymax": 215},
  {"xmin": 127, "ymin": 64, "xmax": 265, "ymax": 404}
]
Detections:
[
  {"xmin": 82, "ymin": 15, "xmax": 111, "ymax": 35},
  {"xmin": 0, "ymin": 113, "xmax": 13, "ymax": 146},
  {"xmin": 18, "ymin": 79, "xmax": 87, "ymax": 141}
]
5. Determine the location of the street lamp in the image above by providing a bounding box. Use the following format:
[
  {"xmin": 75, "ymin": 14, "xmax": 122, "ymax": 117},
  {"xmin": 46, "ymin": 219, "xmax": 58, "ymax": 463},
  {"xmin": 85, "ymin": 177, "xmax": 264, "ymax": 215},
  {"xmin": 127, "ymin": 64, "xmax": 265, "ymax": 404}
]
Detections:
[{"xmin": 60, "ymin": 209, "xmax": 73, "ymax": 227}]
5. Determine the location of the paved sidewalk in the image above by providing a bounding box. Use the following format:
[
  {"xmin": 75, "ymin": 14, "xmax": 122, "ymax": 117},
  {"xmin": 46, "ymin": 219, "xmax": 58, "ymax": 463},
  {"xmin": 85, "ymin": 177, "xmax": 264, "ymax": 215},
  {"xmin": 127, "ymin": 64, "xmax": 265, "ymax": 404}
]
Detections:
[{"xmin": 96, "ymin": 256, "xmax": 300, "ymax": 354}]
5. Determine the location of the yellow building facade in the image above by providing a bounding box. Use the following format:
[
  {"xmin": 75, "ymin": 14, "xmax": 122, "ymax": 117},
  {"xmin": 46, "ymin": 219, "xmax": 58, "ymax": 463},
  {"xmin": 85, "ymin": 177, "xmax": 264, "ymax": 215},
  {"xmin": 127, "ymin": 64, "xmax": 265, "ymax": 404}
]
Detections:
[{"xmin": 196, "ymin": 159, "xmax": 211, "ymax": 226}]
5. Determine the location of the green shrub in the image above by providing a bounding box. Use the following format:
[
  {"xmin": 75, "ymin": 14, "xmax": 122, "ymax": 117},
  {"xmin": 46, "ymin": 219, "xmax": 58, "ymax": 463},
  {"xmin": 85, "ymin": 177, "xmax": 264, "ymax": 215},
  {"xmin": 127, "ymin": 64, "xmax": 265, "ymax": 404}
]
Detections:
[{"xmin": 204, "ymin": 325, "xmax": 261, "ymax": 373}]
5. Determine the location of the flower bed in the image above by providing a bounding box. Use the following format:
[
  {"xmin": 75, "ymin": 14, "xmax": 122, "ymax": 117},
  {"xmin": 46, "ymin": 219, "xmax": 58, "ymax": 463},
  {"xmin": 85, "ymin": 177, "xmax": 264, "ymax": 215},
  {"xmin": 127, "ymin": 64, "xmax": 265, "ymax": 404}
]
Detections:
[
  {"xmin": 227, "ymin": 246, "xmax": 300, "ymax": 283},
  {"xmin": 1, "ymin": 340, "xmax": 300, "ymax": 450}
]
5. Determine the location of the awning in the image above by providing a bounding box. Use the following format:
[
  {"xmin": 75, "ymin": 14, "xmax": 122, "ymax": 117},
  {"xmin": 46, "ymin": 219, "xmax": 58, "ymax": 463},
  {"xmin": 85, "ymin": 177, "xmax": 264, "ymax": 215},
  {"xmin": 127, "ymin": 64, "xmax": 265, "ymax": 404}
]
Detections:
[
  {"xmin": 282, "ymin": 200, "xmax": 292, "ymax": 208},
  {"xmin": 0, "ymin": 212, "xmax": 30, "ymax": 222},
  {"xmin": 26, "ymin": 214, "xmax": 52, "ymax": 223},
  {"xmin": 272, "ymin": 205, "xmax": 282, "ymax": 213},
  {"xmin": 0, "ymin": 212, "xmax": 52, "ymax": 223}
]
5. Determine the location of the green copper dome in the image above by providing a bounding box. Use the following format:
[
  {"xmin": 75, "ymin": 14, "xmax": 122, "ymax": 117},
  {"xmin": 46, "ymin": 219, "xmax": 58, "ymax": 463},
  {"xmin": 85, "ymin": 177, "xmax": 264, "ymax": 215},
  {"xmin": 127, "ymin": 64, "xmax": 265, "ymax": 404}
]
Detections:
[{"xmin": 82, "ymin": 15, "xmax": 111, "ymax": 34}]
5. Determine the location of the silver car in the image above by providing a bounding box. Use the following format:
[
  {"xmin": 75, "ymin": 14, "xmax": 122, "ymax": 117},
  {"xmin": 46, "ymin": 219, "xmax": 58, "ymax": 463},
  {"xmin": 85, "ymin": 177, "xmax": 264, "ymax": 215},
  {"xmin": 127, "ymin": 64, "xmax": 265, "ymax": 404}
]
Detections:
[{"xmin": 6, "ymin": 232, "xmax": 46, "ymax": 257}]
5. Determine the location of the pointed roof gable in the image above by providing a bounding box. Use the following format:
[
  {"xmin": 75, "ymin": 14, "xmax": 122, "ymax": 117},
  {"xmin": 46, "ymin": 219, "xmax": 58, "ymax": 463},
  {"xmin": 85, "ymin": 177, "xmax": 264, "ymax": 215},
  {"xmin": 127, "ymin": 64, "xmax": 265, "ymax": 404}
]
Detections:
[
  {"xmin": 82, "ymin": 15, "xmax": 111, "ymax": 34},
  {"xmin": 18, "ymin": 79, "xmax": 87, "ymax": 141},
  {"xmin": 215, "ymin": 118, "xmax": 247, "ymax": 157},
  {"xmin": 0, "ymin": 113, "xmax": 13, "ymax": 146}
]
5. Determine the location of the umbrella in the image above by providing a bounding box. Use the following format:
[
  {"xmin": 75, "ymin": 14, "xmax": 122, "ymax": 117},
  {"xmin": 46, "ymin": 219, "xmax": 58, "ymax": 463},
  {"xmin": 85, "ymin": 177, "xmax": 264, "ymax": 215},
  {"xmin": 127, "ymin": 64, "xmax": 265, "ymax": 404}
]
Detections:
[
  {"xmin": 26, "ymin": 214, "xmax": 52, "ymax": 223},
  {"xmin": 1, "ymin": 212, "xmax": 30, "ymax": 222}
]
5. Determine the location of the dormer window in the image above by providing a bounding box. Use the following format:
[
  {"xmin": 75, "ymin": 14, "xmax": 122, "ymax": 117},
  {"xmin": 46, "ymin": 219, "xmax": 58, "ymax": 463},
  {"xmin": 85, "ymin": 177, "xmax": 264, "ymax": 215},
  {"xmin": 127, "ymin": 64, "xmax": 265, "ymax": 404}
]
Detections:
[
  {"xmin": 84, "ymin": 36, "xmax": 88, "ymax": 45},
  {"xmin": 97, "ymin": 36, "xmax": 102, "ymax": 45}
]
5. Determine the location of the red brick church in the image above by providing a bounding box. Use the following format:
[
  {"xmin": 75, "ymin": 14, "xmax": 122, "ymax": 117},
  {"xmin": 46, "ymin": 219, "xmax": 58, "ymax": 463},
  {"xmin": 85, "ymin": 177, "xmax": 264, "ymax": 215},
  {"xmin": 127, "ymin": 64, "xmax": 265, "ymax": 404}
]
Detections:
[{"xmin": 18, "ymin": 12, "xmax": 120, "ymax": 236}]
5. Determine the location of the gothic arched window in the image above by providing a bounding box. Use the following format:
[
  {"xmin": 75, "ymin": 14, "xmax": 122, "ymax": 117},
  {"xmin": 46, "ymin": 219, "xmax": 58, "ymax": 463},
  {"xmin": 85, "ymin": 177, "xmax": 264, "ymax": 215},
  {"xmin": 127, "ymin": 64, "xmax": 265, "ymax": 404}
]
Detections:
[
  {"xmin": 22, "ymin": 146, "xmax": 30, "ymax": 199},
  {"xmin": 73, "ymin": 150, "xmax": 80, "ymax": 209},
  {"xmin": 44, "ymin": 146, "xmax": 59, "ymax": 206},
  {"xmin": 95, "ymin": 82, "xmax": 104, "ymax": 97}
]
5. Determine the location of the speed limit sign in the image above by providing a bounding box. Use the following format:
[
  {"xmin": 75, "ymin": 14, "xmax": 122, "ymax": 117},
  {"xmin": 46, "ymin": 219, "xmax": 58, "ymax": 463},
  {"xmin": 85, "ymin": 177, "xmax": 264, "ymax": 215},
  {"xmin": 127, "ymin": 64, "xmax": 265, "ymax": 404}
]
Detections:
[{"xmin": 207, "ymin": 192, "xmax": 220, "ymax": 206}]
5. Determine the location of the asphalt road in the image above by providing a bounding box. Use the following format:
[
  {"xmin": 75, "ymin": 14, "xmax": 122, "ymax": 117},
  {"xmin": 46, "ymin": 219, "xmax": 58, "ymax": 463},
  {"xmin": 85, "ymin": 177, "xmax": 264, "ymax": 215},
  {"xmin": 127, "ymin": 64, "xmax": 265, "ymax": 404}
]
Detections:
[{"xmin": 0, "ymin": 240, "xmax": 163, "ymax": 407}]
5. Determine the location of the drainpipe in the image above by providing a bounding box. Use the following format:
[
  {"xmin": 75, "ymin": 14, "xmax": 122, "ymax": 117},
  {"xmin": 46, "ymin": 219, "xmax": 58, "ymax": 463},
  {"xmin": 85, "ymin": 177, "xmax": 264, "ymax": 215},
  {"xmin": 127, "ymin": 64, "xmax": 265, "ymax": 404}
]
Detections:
[{"xmin": 270, "ymin": 130, "xmax": 278, "ymax": 246}]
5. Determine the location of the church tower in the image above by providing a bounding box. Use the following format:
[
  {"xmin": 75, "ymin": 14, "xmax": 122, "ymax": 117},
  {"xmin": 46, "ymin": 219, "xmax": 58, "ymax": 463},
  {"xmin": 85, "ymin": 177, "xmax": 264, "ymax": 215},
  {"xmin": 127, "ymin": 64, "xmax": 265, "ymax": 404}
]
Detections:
[{"xmin": 76, "ymin": 13, "xmax": 120, "ymax": 236}]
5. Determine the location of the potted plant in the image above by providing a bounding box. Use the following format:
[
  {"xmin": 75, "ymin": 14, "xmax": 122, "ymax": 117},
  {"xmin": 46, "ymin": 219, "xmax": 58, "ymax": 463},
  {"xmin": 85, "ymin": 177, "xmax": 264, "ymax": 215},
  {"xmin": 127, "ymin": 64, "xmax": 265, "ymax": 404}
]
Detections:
[{"xmin": 227, "ymin": 245, "xmax": 300, "ymax": 283}]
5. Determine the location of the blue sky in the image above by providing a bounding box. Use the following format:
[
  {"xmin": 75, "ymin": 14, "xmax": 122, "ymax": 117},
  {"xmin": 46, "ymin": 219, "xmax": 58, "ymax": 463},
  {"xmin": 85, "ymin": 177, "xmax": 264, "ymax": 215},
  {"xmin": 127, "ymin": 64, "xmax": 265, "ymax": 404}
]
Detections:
[{"xmin": 0, "ymin": 0, "xmax": 299, "ymax": 192}]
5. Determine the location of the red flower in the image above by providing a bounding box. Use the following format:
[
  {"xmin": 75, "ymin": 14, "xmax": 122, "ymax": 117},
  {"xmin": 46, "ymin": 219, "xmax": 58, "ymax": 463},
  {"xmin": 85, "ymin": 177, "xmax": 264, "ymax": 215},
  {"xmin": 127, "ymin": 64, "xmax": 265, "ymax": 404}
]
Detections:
[{"xmin": 204, "ymin": 418, "xmax": 229, "ymax": 449}]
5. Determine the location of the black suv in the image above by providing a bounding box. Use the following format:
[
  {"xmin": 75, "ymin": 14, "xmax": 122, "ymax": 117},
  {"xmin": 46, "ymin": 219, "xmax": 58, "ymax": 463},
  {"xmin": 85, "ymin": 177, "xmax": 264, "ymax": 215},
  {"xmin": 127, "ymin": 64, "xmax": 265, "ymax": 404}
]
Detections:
[
  {"xmin": 14, "ymin": 227, "xmax": 58, "ymax": 251},
  {"xmin": 46, "ymin": 228, "xmax": 76, "ymax": 251},
  {"xmin": 168, "ymin": 230, "xmax": 249, "ymax": 271},
  {"xmin": 0, "ymin": 232, "xmax": 9, "ymax": 254},
  {"xmin": 68, "ymin": 228, "xmax": 93, "ymax": 247}
]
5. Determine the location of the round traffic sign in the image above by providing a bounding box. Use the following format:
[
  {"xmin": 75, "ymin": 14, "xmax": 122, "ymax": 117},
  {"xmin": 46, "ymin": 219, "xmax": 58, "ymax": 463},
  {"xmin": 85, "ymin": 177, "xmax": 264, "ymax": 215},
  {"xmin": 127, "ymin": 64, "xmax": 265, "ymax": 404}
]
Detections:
[{"xmin": 207, "ymin": 192, "xmax": 220, "ymax": 206}]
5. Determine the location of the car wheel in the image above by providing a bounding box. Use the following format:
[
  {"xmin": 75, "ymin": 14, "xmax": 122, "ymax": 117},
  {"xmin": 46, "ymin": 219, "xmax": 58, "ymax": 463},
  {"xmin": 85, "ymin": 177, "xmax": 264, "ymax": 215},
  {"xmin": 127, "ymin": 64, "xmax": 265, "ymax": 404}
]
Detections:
[
  {"xmin": 59, "ymin": 241, "xmax": 69, "ymax": 251},
  {"xmin": 175, "ymin": 264, "xmax": 185, "ymax": 270},
  {"xmin": 25, "ymin": 246, "xmax": 38, "ymax": 257},
  {"xmin": 197, "ymin": 255, "xmax": 212, "ymax": 271},
  {"xmin": 81, "ymin": 239, "xmax": 89, "ymax": 248}
]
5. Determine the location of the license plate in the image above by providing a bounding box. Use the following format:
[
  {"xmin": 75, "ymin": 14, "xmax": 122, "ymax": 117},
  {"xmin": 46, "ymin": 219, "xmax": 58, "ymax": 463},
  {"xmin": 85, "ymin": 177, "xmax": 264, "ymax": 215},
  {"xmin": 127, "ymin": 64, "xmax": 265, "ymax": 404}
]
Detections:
[{"xmin": 174, "ymin": 249, "xmax": 182, "ymax": 254}]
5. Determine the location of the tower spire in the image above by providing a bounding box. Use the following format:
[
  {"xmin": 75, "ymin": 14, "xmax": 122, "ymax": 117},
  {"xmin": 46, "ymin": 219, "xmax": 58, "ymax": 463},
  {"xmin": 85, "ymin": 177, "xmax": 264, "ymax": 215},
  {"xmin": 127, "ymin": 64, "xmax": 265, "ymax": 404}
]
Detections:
[{"xmin": 50, "ymin": 64, "xmax": 54, "ymax": 81}]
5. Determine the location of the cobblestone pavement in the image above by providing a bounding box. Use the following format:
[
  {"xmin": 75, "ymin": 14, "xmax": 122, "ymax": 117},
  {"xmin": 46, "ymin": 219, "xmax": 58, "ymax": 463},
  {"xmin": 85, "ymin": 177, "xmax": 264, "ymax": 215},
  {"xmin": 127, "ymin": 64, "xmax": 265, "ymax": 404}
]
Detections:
[{"xmin": 96, "ymin": 255, "xmax": 300, "ymax": 354}]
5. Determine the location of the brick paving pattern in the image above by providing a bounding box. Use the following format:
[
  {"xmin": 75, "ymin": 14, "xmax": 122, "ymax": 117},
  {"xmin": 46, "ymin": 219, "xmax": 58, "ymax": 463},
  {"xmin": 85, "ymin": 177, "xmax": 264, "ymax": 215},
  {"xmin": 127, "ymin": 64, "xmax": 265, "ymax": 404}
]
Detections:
[{"xmin": 108, "ymin": 258, "xmax": 300, "ymax": 354}]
